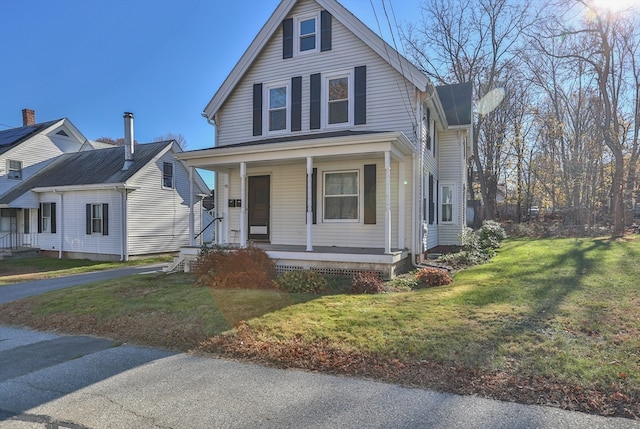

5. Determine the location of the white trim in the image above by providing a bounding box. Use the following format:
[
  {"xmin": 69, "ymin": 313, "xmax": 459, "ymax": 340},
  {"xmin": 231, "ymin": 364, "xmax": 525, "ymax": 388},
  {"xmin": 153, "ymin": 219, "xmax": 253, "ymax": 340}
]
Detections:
[
  {"xmin": 439, "ymin": 182, "xmax": 457, "ymax": 224},
  {"xmin": 264, "ymin": 80, "xmax": 291, "ymax": 135},
  {"xmin": 322, "ymin": 169, "xmax": 359, "ymax": 223},
  {"xmin": 322, "ymin": 69, "xmax": 354, "ymax": 129},
  {"xmin": 294, "ymin": 11, "xmax": 320, "ymax": 56}
]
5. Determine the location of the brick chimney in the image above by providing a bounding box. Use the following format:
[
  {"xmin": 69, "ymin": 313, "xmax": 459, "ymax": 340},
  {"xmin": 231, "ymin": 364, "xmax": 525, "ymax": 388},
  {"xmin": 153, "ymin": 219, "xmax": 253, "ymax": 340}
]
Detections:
[{"xmin": 22, "ymin": 109, "xmax": 35, "ymax": 126}]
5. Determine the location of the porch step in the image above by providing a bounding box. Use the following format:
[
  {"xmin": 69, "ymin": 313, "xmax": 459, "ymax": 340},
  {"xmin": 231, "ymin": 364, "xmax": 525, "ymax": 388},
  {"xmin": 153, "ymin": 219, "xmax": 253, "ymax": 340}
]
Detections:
[
  {"xmin": 164, "ymin": 255, "xmax": 185, "ymax": 273},
  {"xmin": 0, "ymin": 247, "xmax": 40, "ymax": 260}
]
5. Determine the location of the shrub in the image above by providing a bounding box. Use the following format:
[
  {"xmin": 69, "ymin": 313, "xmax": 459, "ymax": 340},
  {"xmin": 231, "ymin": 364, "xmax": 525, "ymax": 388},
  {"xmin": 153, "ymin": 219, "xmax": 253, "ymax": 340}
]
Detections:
[
  {"xmin": 350, "ymin": 271, "xmax": 385, "ymax": 294},
  {"xmin": 476, "ymin": 220, "xmax": 507, "ymax": 252},
  {"xmin": 193, "ymin": 245, "xmax": 276, "ymax": 290},
  {"xmin": 276, "ymin": 270, "xmax": 328, "ymax": 294},
  {"xmin": 415, "ymin": 267, "xmax": 452, "ymax": 288}
]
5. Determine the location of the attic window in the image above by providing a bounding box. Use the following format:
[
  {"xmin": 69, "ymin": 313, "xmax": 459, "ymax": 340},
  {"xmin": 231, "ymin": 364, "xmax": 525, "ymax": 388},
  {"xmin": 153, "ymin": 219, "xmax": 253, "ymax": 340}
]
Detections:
[
  {"xmin": 56, "ymin": 130, "xmax": 69, "ymax": 136},
  {"xmin": 295, "ymin": 13, "xmax": 319, "ymax": 54},
  {"xmin": 163, "ymin": 162, "xmax": 174, "ymax": 189},
  {"xmin": 7, "ymin": 160, "xmax": 22, "ymax": 180}
]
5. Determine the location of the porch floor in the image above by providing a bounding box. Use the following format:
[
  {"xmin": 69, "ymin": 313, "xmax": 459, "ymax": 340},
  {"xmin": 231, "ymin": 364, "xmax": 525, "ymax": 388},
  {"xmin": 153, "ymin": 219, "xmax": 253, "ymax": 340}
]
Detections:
[{"xmin": 253, "ymin": 243, "xmax": 405, "ymax": 256}]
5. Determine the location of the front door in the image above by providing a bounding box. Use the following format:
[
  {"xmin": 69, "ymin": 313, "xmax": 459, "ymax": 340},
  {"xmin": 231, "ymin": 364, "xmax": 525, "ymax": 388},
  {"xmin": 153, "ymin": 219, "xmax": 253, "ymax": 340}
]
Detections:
[{"xmin": 248, "ymin": 175, "xmax": 270, "ymax": 241}]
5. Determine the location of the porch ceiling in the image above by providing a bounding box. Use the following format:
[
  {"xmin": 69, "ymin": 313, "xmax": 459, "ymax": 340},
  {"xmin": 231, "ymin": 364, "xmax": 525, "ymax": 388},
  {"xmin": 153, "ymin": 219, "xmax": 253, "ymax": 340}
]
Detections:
[{"xmin": 177, "ymin": 131, "xmax": 414, "ymax": 171}]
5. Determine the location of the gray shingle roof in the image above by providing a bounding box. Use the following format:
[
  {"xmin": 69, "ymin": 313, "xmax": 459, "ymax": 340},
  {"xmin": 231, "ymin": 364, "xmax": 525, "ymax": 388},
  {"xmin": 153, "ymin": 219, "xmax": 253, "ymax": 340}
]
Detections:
[
  {"xmin": 0, "ymin": 141, "xmax": 172, "ymax": 204},
  {"xmin": 436, "ymin": 82, "xmax": 473, "ymax": 126}
]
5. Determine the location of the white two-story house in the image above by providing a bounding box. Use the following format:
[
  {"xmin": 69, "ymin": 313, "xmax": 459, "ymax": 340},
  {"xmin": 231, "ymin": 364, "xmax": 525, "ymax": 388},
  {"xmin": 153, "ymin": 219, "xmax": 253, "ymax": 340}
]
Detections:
[
  {"xmin": 177, "ymin": 0, "xmax": 472, "ymax": 278},
  {"xmin": 0, "ymin": 111, "xmax": 212, "ymax": 261}
]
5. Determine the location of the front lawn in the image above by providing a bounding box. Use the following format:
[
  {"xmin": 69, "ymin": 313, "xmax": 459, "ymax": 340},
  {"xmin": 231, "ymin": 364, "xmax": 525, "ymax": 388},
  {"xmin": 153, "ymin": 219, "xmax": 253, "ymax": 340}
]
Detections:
[{"xmin": 0, "ymin": 237, "xmax": 638, "ymax": 418}]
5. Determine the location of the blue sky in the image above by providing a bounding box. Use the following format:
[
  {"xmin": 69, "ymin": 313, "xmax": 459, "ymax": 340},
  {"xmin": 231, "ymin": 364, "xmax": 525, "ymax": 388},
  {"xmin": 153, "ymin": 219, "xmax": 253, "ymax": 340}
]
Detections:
[{"xmin": 0, "ymin": 0, "xmax": 419, "ymax": 187}]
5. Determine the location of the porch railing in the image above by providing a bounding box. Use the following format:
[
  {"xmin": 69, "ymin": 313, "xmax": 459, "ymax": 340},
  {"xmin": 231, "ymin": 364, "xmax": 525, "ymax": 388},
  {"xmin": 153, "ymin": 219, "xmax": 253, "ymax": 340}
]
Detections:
[{"xmin": 0, "ymin": 232, "xmax": 39, "ymax": 250}]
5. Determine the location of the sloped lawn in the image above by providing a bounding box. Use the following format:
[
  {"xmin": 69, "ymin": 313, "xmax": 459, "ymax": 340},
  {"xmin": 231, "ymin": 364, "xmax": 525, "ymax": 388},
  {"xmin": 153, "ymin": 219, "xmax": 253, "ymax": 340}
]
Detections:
[{"xmin": 0, "ymin": 237, "xmax": 638, "ymax": 419}]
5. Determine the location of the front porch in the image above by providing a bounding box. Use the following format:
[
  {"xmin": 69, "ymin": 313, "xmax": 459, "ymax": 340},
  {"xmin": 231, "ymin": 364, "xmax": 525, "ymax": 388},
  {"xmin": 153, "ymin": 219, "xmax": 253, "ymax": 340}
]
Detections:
[{"xmin": 175, "ymin": 244, "xmax": 412, "ymax": 279}]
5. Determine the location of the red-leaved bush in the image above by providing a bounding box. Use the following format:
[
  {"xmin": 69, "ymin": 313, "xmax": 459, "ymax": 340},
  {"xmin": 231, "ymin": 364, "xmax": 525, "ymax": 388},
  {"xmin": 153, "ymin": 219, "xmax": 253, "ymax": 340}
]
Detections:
[
  {"xmin": 415, "ymin": 267, "xmax": 452, "ymax": 288},
  {"xmin": 193, "ymin": 245, "xmax": 276, "ymax": 290},
  {"xmin": 351, "ymin": 271, "xmax": 385, "ymax": 294}
]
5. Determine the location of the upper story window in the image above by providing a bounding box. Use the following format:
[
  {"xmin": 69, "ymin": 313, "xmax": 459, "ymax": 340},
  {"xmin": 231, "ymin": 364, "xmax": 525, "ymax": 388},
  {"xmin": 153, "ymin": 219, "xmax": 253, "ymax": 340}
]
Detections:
[
  {"xmin": 324, "ymin": 71, "xmax": 353, "ymax": 127},
  {"xmin": 266, "ymin": 82, "xmax": 289, "ymax": 133},
  {"xmin": 7, "ymin": 160, "xmax": 22, "ymax": 180},
  {"xmin": 296, "ymin": 13, "xmax": 319, "ymax": 54},
  {"xmin": 422, "ymin": 109, "xmax": 431, "ymax": 151},
  {"xmin": 323, "ymin": 170, "xmax": 359, "ymax": 222},
  {"xmin": 163, "ymin": 162, "xmax": 174, "ymax": 189}
]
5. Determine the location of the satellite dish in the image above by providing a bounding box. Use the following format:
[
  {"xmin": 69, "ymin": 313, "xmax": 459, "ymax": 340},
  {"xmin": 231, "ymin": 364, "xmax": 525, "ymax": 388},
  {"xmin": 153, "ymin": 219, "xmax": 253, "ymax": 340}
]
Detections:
[{"xmin": 477, "ymin": 88, "xmax": 505, "ymax": 115}]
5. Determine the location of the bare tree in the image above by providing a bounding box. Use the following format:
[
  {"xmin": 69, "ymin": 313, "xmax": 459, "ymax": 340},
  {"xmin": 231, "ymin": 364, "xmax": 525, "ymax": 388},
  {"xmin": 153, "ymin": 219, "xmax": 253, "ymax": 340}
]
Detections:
[
  {"xmin": 533, "ymin": 0, "xmax": 639, "ymax": 236},
  {"xmin": 404, "ymin": 0, "xmax": 534, "ymax": 220},
  {"xmin": 154, "ymin": 133, "xmax": 188, "ymax": 150}
]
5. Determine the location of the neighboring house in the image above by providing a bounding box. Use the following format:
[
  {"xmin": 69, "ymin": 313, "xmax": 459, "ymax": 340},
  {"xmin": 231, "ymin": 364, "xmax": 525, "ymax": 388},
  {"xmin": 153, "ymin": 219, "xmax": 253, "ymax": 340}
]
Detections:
[
  {"xmin": 0, "ymin": 112, "xmax": 212, "ymax": 260},
  {"xmin": 176, "ymin": 0, "xmax": 472, "ymax": 278}
]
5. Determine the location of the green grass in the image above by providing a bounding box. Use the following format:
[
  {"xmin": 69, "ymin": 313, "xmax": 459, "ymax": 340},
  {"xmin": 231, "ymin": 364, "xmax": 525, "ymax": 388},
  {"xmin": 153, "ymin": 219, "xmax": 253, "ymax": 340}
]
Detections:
[
  {"xmin": 0, "ymin": 256, "xmax": 170, "ymax": 286},
  {"xmin": 0, "ymin": 237, "xmax": 638, "ymax": 395}
]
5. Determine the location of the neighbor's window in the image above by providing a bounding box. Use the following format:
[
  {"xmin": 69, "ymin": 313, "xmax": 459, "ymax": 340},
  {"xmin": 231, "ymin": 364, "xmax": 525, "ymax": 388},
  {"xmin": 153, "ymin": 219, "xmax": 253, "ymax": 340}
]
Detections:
[
  {"xmin": 440, "ymin": 184, "xmax": 455, "ymax": 223},
  {"xmin": 41, "ymin": 202, "xmax": 52, "ymax": 232},
  {"xmin": 267, "ymin": 83, "xmax": 288, "ymax": 132},
  {"xmin": 325, "ymin": 73, "xmax": 352, "ymax": 126},
  {"xmin": 324, "ymin": 170, "xmax": 358, "ymax": 221},
  {"xmin": 91, "ymin": 204, "xmax": 103, "ymax": 234},
  {"xmin": 163, "ymin": 162, "xmax": 174, "ymax": 188},
  {"xmin": 8, "ymin": 160, "xmax": 22, "ymax": 180},
  {"xmin": 298, "ymin": 15, "xmax": 317, "ymax": 53}
]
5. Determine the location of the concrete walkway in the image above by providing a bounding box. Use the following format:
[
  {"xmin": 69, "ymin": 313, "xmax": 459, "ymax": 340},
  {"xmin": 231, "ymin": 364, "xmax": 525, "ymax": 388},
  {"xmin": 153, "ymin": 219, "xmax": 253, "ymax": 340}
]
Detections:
[{"xmin": 0, "ymin": 326, "xmax": 638, "ymax": 429}]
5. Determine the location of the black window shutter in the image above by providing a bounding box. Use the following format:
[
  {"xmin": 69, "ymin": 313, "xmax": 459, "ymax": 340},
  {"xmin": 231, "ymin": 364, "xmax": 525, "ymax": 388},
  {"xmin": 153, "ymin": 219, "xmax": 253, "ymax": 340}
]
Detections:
[
  {"xmin": 37, "ymin": 204, "xmax": 42, "ymax": 233},
  {"xmin": 429, "ymin": 174, "xmax": 435, "ymax": 224},
  {"xmin": 305, "ymin": 168, "xmax": 317, "ymax": 224},
  {"xmin": 354, "ymin": 66, "xmax": 367, "ymax": 125},
  {"xmin": 312, "ymin": 168, "xmax": 317, "ymax": 224},
  {"xmin": 50, "ymin": 202, "xmax": 56, "ymax": 234},
  {"xmin": 283, "ymin": 18, "xmax": 293, "ymax": 59},
  {"xmin": 310, "ymin": 73, "xmax": 321, "ymax": 130},
  {"xmin": 320, "ymin": 11, "xmax": 332, "ymax": 52},
  {"xmin": 253, "ymin": 83, "xmax": 263, "ymax": 136},
  {"xmin": 364, "ymin": 164, "xmax": 376, "ymax": 224},
  {"xmin": 86, "ymin": 204, "xmax": 92, "ymax": 235},
  {"xmin": 102, "ymin": 204, "xmax": 109, "ymax": 236},
  {"xmin": 291, "ymin": 76, "xmax": 302, "ymax": 132}
]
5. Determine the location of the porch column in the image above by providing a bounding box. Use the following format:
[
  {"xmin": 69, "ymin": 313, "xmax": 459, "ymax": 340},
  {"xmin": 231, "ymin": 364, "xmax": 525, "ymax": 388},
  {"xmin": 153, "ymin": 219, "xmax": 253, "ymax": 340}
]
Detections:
[
  {"xmin": 385, "ymin": 151, "xmax": 391, "ymax": 254},
  {"xmin": 239, "ymin": 162, "xmax": 247, "ymax": 248},
  {"xmin": 221, "ymin": 172, "xmax": 229, "ymax": 244},
  {"xmin": 306, "ymin": 156, "xmax": 314, "ymax": 251},
  {"xmin": 189, "ymin": 167, "xmax": 195, "ymax": 246},
  {"xmin": 398, "ymin": 160, "xmax": 406, "ymax": 251}
]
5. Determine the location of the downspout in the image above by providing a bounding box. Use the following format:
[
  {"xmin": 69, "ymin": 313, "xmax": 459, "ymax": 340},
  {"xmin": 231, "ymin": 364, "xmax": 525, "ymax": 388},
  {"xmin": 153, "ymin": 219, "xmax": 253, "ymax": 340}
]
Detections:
[
  {"xmin": 411, "ymin": 91, "xmax": 427, "ymax": 269},
  {"xmin": 57, "ymin": 192, "xmax": 63, "ymax": 259},
  {"xmin": 189, "ymin": 167, "xmax": 195, "ymax": 246},
  {"xmin": 120, "ymin": 189, "xmax": 129, "ymax": 261}
]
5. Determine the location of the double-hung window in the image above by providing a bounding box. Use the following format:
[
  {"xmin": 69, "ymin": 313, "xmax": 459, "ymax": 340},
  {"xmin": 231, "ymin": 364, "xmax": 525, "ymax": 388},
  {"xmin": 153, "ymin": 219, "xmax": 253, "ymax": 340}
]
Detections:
[
  {"xmin": 325, "ymin": 71, "xmax": 352, "ymax": 127},
  {"xmin": 440, "ymin": 183, "xmax": 455, "ymax": 223},
  {"xmin": 39, "ymin": 202, "xmax": 55, "ymax": 233},
  {"xmin": 323, "ymin": 170, "xmax": 359, "ymax": 221},
  {"xmin": 8, "ymin": 160, "xmax": 22, "ymax": 180},
  {"xmin": 296, "ymin": 14, "xmax": 318, "ymax": 54},
  {"xmin": 91, "ymin": 204, "xmax": 103, "ymax": 234},
  {"xmin": 266, "ymin": 82, "xmax": 289, "ymax": 133},
  {"xmin": 86, "ymin": 203, "xmax": 109, "ymax": 235},
  {"xmin": 163, "ymin": 162, "xmax": 174, "ymax": 189}
]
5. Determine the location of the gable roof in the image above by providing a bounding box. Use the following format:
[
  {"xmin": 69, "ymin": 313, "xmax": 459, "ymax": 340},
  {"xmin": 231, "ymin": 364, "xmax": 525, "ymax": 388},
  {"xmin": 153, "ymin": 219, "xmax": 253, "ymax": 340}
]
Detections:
[
  {"xmin": 0, "ymin": 120, "xmax": 62, "ymax": 155},
  {"xmin": 435, "ymin": 82, "xmax": 473, "ymax": 127},
  {"xmin": 202, "ymin": 0, "xmax": 431, "ymax": 120},
  {"xmin": 0, "ymin": 141, "xmax": 173, "ymax": 204}
]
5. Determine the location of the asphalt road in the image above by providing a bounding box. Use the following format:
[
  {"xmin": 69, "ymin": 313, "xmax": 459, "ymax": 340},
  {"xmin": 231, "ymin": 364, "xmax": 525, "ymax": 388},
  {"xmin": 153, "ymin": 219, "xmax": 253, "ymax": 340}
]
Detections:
[{"xmin": 0, "ymin": 268, "xmax": 639, "ymax": 428}]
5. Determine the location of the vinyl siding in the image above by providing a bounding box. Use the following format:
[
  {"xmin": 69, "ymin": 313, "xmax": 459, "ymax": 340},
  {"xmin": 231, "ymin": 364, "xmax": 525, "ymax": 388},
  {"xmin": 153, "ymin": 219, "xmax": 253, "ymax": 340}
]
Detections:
[
  {"xmin": 215, "ymin": 0, "xmax": 418, "ymax": 147},
  {"xmin": 0, "ymin": 134, "xmax": 70, "ymax": 197},
  {"xmin": 221, "ymin": 156, "xmax": 406, "ymax": 249},
  {"xmin": 126, "ymin": 151, "xmax": 199, "ymax": 255},
  {"xmin": 437, "ymin": 130, "xmax": 464, "ymax": 245}
]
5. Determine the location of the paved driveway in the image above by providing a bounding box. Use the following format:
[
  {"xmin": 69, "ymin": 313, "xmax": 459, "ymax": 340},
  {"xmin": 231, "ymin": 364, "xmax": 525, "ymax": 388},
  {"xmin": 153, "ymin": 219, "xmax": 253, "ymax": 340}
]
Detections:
[
  {"xmin": 1, "ymin": 326, "xmax": 638, "ymax": 429},
  {"xmin": 0, "ymin": 264, "xmax": 165, "ymax": 304}
]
